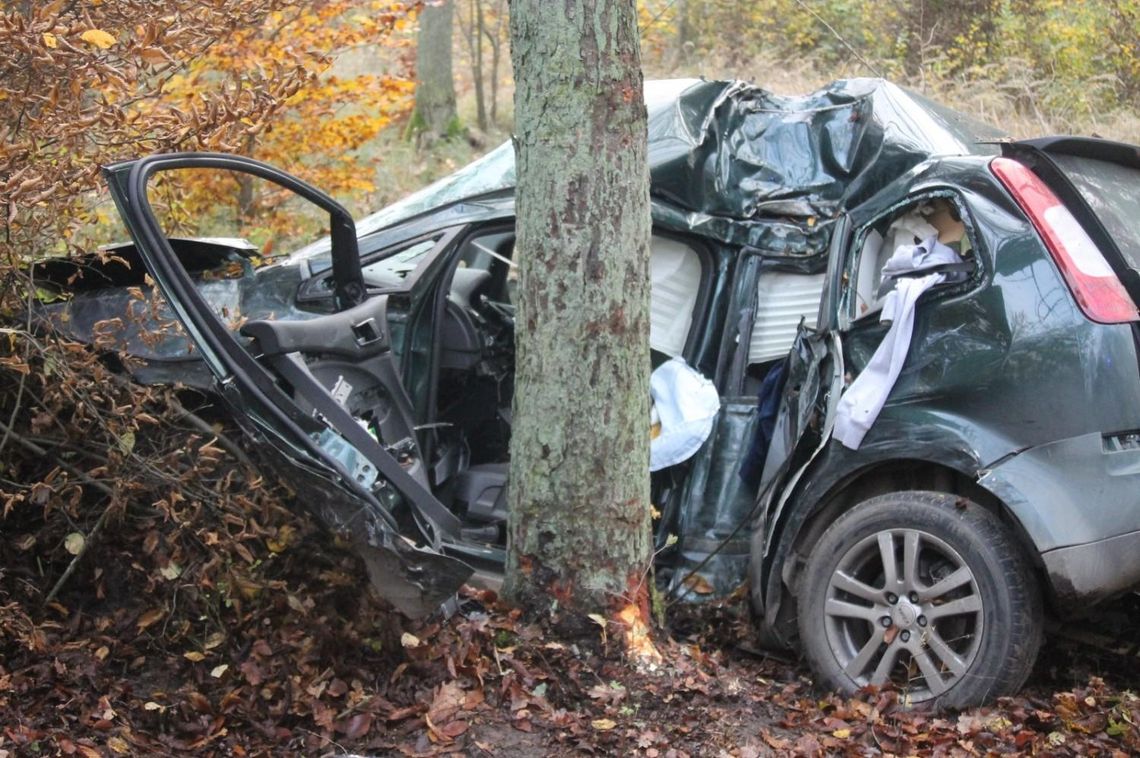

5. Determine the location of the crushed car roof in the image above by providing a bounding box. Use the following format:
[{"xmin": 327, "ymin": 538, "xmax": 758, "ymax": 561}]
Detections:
[{"xmin": 292, "ymin": 77, "xmax": 1004, "ymax": 262}]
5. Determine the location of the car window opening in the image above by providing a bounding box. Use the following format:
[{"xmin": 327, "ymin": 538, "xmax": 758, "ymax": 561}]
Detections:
[{"xmin": 851, "ymin": 196, "xmax": 974, "ymax": 324}]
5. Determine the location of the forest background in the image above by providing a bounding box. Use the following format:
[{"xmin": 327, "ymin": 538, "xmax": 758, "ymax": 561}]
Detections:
[{"xmin": 1, "ymin": 1, "xmax": 1139, "ymax": 754}]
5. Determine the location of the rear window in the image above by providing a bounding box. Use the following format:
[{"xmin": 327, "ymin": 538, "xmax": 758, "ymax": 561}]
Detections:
[{"xmin": 1050, "ymin": 153, "xmax": 1140, "ymax": 270}]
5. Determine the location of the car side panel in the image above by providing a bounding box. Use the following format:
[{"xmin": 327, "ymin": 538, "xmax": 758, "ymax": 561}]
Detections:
[
  {"xmin": 979, "ymin": 431, "xmax": 1140, "ymax": 550},
  {"xmin": 760, "ymin": 162, "xmax": 1140, "ymax": 620},
  {"xmin": 848, "ymin": 185, "xmax": 1140, "ymax": 461}
]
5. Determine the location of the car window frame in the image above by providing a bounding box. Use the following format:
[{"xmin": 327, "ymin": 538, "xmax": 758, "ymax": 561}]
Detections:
[{"xmin": 837, "ymin": 189, "xmax": 986, "ymax": 334}]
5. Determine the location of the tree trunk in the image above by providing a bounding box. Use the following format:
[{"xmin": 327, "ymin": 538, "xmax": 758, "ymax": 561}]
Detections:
[
  {"xmin": 672, "ymin": 0, "xmax": 692, "ymax": 70},
  {"xmin": 472, "ymin": 0, "xmax": 487, "ymax": 131},
  {"xmin": 505, "ymin": 0, "xmax": 654, "ymax": 631},
  {"xmin": 409, "ymin": 0, "xmax": 458, "ymax": 144},
  {"xmin": 483, "ymin": 0, "xmax": 505, "ymax": 126}
]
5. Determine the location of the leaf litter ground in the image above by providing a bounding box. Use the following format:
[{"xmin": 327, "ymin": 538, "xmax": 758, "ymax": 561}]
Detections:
[{"xmin": 2, "ymin": 497, "xmax": 1139, "ymax": 757}]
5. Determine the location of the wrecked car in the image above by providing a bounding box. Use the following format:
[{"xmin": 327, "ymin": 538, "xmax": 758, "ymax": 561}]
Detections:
[{"xmin": 36, "ymin": 78, "xmax": 1140, "ymax": 707}]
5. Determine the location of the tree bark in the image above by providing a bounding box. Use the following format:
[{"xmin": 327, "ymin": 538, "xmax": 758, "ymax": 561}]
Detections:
[
  {"xmin": 457, "ymin": 0, "xmax": 487, "ymax": 132},
  {"xmin": 482, "ymin": 0, "xmax": 505, "ymax": 126},
  {"xmin": 505, "ymin": 0, "xmax": 653, "ymax": 626},
  {"xmin": 410, "ymin": 0, "xmax": 458, "ymax": 143},
  {"xmin": 472, "ymin": 0, "xmax": 487, "ymax": 131}
]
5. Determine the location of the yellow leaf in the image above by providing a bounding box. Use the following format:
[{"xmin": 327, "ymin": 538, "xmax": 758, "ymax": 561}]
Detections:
[
  {"xmin": 266, "ymin": 524, "xmax": 297, "ymax": 553},
  {"xmin": 183, "ymin": 651, "xmax": 205, "ymax": 662},
  {"xmin": 209, "ymin": 664, "xmax": 229, "ymax": 678},
  {"xmin": 833, "ymin": 728, "xmax": 851, "ymax": 739},
  {"xmin": 591, "ymin": 718, "xmax": 617, "ymax": 730},
  {"xmin": 107, "ymin": 736, "xmax": 130, "ymax": 754},
  {"xmin": 43, "ymin": 33, "xmax": 58, "ymax": 49},
  {"xmin": 64, "ymin": 532, "xmax": 85, "ymax": 555},
  {"xmin": 80, "ymin": 29, "xmax": 116, "ymax": 49},
  {"xmin": 95, "ymin": 645, "xmax": 110, "ymax": 660}
]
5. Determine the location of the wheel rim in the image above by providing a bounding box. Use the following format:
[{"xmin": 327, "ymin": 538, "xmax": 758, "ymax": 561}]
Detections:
[{"xmin": 822, "ymin": 528, "xmax": 984, "ymax": 702}]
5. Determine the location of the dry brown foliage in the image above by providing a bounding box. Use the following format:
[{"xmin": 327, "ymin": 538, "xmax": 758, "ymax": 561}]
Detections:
[{"xmin": 0, "ymin": 3, "xmax": 421, "ymax": 750}]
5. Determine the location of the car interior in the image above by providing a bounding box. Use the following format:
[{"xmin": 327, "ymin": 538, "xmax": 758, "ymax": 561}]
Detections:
[{"xmin": 394, "ymin": 228, "xmax": 712, "ymax": 548}]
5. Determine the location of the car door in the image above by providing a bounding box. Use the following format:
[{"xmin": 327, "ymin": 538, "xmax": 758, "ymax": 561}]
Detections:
[{"xmin": 103, "ymin": 152, "xmax": 472, "ymax": 617}]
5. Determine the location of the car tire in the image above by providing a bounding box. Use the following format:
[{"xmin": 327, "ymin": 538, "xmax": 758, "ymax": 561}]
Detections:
[{"xmin": 797, "ymin": 490, "xmax": 1042, "ymax": 708}]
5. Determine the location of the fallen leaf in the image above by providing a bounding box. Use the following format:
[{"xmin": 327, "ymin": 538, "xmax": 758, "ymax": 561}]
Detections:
[
  {"xmin": 136, "ymin": 608, "xmax": 165, "ymax": 631},
  {"xmin": 592, "ymin": 718, "xmax": 617, "ymax": 731},
  {"xmin": 42, "ymin": 32, "xmax": 58, "ymax": 48},
  {"xmin": 64, "ymin": 532, "xmax": 85, "ymax": 555},
  {"xmin": 400, "ymin": 632, "xmax": 421, "ymax": 648},
  {"xmin": 240, "ymin": 660, "xmax": 264, "ymax": 686},
  {"xmin": 209, "ymin": 664, "xmax": 228, "ymax": 678},
  {"xmin": 833, "ymin": 728, "xmax": 851, "ymax": 739},
  {"xmin": 428, "ymin": 681, "xmax": 465, "ymax": 725},
  {"xmin": 183, "ymin": 651, "xmax": 205, "ymax": 662},
  {"xmin": 80, "ymin": 29, "xmax": 117, "ymax": 49},
  {"xmin": 342, "ymin": 712, "xmax": 372, "ymax": 739},
  {"xmin": 267, "ymin": 524, "xmax": 297, "ymax": 553}
]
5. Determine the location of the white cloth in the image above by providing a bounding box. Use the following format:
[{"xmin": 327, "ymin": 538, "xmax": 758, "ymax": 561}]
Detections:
[
  {"xmin": 834, "ymin": 235, "xmax": 962, "ymax": 450},
  {"xmin": 649, "ymin": 358, "xmax": 720, "ymax": 471}
]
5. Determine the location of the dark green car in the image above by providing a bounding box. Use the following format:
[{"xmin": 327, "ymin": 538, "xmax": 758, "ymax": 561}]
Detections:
[{"xmin": 39, "ymin": 79, "xmax": 1140, "ymax": 707}]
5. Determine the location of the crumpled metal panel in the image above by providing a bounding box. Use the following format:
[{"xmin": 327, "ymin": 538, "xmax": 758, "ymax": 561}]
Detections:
[
  {"xmin": 646, "ymin": 78, "xmax": 1003, "ymax": 252},
  {"xmin": 667, "ymin": 400, "xmax": 759, "ymax": 599},
  {"xmin": 294, "ymin": 78, "xmax": 1004, "ymax": 263}
]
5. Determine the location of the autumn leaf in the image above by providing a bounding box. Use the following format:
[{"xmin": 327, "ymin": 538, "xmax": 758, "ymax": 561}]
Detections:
[
  {"xmin": 266, "ymin": 524, "xmax": 297, "ymax": 553},
  {"xmin": 592, "ymin": 718, "xmax": 617, "ymax": 731},
  {"xmin": 42, "ymin": 33, "xmax": 58, "ymax": 48},
  {"xmin": 80, "ymin": 29, "xmax": 117, "ymax": 49},
  {"xmin": 342, "ymin": 712, "xmax": 372, "ymax": 739},
  {"xmin": 64, "ymin": 532, "xmax": 85, "ymax": 555},
  {"xmin": 139, "ymin": 47, "xmax": 169, "ymax": 65},
  {"xmin": 136, "ymin": 608, "xmax": 165, "ymax": 631}
]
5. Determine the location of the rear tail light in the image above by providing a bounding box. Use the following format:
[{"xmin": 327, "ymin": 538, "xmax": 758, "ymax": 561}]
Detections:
[{"xmin": 991, "ymin": 156, "xmax": 1139, "ymax": 324}]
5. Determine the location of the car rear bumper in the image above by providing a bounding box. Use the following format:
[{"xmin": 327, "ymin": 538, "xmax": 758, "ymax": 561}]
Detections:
[{"xmin": 1042, "ymin": 528, "xmax": 1140, "ymax": 611}]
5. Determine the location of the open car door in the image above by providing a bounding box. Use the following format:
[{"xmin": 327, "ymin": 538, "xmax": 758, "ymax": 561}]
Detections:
[{"xmin": 103, "ymin": 153, "xmax": 472, "ymax": 617}]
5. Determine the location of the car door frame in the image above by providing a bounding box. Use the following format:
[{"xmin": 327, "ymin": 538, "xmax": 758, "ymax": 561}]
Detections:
[{"xmin": 103, "ymin": 152, "xmax": 473, "ymax": 617}]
